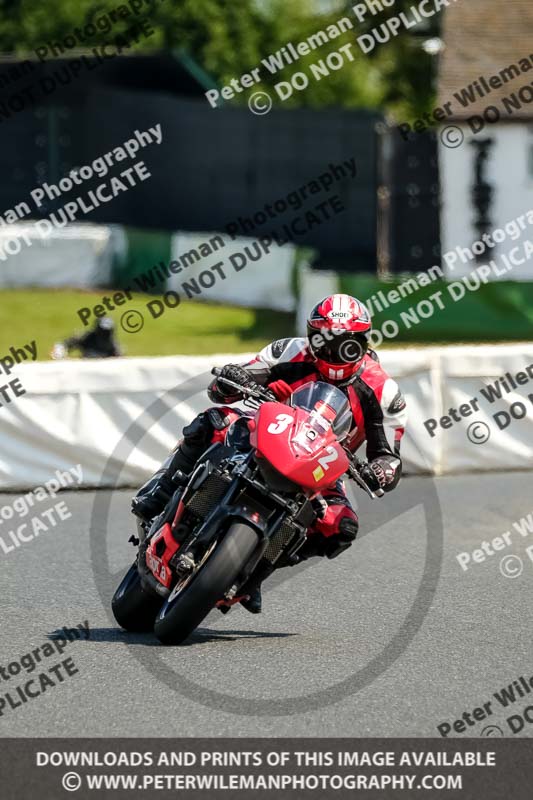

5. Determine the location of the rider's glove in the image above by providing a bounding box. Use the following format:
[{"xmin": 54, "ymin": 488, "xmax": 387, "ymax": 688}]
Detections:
[
  {"xmin": 369, "ymin": 457, "xmax": 396, "ymax": 489},
  {"xmin": 216, "ymin": 364, "xmax": 258, "ymax": 396},
  {"xmin": 267, "ymin": 379, "xmax": 293, "ymax": 401},
  {"xmin": 357, "ymin": 462, "xmax": 382, "ymax": 493}
]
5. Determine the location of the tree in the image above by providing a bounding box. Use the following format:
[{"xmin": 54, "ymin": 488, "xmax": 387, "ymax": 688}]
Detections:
[
  {"xmin": 342, "ymin": 0, "xmax": 443, "ymax": 118},
  {"xmin": 0, "ymin": 0, "xmax": 439, "ymax": 117}
]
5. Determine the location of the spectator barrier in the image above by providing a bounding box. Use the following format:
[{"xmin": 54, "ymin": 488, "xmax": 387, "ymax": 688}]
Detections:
[{"xmin": 1, "ymin": 345, "xmax": 532, "ymax": 489}]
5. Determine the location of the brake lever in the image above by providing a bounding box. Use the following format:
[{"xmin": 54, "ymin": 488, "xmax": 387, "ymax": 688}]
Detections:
[
  {"xmin": 211, "ymin": 367, "xmax": 274, "ymax": 403},
  {"xmin": 346, "ymin": 454, "xmax": 385, "ymax": 499}
]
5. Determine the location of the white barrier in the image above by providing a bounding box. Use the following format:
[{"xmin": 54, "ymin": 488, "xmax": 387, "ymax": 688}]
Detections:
[
  {"xmin": 1, "ymin": 344, "xmax": 532, "ymax": 489},
  {"xmin": 0, "ymin": 224, "xmax": 297, "ymax": 313},
  {"xmin": 0, "ymin": 223, "xmax": 124, "ymax": 287},
  {"xmin": 169, "ymin": 233, "xmax": 297, "ymax": 312}
]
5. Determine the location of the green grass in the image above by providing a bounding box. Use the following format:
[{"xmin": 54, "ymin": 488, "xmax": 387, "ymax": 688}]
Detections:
[
  {"xmin": 0, "ymin": 289, "xmax": 295, "ymax": 359},
  {"xmin": 0, "ymin": 289, "xmax": 514, "ymax": 361}
]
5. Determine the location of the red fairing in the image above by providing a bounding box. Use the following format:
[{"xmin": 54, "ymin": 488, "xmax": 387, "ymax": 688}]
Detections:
[
  {"xmin": 253, "ymin": 401, "xmax": 349, "ymax": 491},
  {"xmin": 145, "ymin": 523, "xmax": 181, "ymax": 589}
]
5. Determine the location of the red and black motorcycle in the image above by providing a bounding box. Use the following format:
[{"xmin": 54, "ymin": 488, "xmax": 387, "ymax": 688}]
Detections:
[{"xmin": 112, "ymin": 369, "xmax": 383, "ymax": 645}]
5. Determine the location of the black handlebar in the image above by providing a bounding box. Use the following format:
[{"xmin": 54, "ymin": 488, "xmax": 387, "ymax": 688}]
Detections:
[
  {"xmin": 347, "ymin": 457, "xmax": 385, "ymax": 499},
  {"xmin": 210, "ymin": 367, "xmax": 275, "ymax": 403}
]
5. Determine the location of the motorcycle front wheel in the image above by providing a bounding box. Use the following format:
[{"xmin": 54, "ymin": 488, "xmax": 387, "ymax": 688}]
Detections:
[
  {"xmin": 153, "ymin": 522, "xmax": 259, "ymax": 645},
  {"xmin": 112, "ymin": 562, "xmax": 164, "ymax": 632}
]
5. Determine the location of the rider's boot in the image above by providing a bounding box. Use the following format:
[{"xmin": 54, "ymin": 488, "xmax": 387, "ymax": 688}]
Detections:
[
  {"xmin": 238, "ymin": 560, "xmax": 277, "ymax": 614},
  {"xmin": 131, "ymin": 445, "xmax": 194, "ymax": 523},
  {"xmin": 131, "ymin": 413, "xmax": 215, "ymax": 523},
  {"xmin": 240, "ymin": 586, "xmax": 262, "ymax": 614},
  {"xmin": 236, "ymin": 536, "xmax": 331, "ymax": 616},
  {"xmin": 238, "ymin": 520, "xmax": 359, "ymax": 613}
]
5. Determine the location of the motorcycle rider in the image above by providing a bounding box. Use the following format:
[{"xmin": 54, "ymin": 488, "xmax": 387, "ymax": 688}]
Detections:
[
  {"xmin": 63, "ymin": 317, "xmax": 122, "ymax": 358},
  {"xmin": 132, "ymin": 294, "xmax": 407, "ymax": 613}
]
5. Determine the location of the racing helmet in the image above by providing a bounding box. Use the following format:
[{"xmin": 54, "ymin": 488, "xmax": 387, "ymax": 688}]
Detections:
[
  {"xmin": 96, "ymin": 317, "xmax": 115, "ymax": 332},
  {"xmin": 307, "ymin": 294, "xmax": 372, "ymax": 381}
]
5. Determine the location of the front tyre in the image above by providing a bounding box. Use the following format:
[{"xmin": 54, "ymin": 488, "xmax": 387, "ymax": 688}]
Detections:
[
  {"xmin": 154, "ymin": 523, "xmax": 259, "ymax": 645},
  {"xmin": 112, "ymin": 562, "xmax": 164, "ymax": 632}
]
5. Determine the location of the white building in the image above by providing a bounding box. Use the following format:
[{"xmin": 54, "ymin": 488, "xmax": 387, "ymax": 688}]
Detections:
[{"xmin": 438, "ymin": 0, "xmax": 533, "ymax": 280}]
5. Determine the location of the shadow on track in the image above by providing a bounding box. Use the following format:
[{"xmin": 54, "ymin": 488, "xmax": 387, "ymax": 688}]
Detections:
[
  {"xmin": 51, "ymin": 626, "xmax": 298, "ymax": 647},
  {"xmin": 183, "ymin": 628, "xmax": 298, "ymax": 646}
]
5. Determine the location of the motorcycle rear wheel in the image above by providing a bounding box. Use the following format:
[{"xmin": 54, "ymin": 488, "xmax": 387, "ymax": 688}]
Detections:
[
  {"xmin": 153, "ymin": 522, "xmax": 259, "ymax": 645},
  {"xmin": 112, "ymin": 562, "xmax": 164, "ymax": 632}
]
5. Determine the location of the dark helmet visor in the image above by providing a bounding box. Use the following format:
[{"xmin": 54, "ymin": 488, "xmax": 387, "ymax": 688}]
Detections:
[{"xmin": 307, "ymin": 327, "xmax": 368, "ymax": 365}]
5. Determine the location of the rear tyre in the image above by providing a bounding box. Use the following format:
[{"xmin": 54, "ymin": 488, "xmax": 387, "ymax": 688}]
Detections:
[
  {"xmin": 154, "ymin": 523, "xmax": 259, "ymax": 645},
  {"xmin": 112, "ymin": 562, "xmax": 163, "ymax": 632}
]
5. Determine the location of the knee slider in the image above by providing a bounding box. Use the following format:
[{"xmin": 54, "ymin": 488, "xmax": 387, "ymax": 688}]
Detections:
[
  {"xmin": 182, "ymin": 412, "xmax": 213, "ymax": 444},
  {"xmin": 326, "ymin": 517, "xmax": 358, "ymax": 559},
  {"xmin": 206, "ymin": 407, "xmax": 231, "ymax": 431},
  {"xmin": 339, "ymin": 517, "xmax": 358, "ymax": 541}
]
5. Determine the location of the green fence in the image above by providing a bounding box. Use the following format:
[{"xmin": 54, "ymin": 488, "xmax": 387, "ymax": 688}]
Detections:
[
  {"xmin": 339, "ymin": 275, "xmax": 533, "ymax": 342},
  {"xmin": 112, "ymin": 228, "xmax": 172, "ymax": 293}
]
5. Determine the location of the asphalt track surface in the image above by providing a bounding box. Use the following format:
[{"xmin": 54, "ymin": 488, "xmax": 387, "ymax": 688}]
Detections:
[{"xmin": 1, "ymin": 471, "xmax": 532, "ymax": 738}]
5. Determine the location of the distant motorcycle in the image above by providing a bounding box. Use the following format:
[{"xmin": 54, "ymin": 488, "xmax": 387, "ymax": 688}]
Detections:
[{"xmin": 112, "ymin": 369, "xmax": 383, "ymax": 645}]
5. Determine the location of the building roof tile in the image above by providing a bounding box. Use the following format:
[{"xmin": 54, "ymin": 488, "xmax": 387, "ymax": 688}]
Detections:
[{"xmin": 438, "ymin": 0, "xmax": 533, "ymax": 120}]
